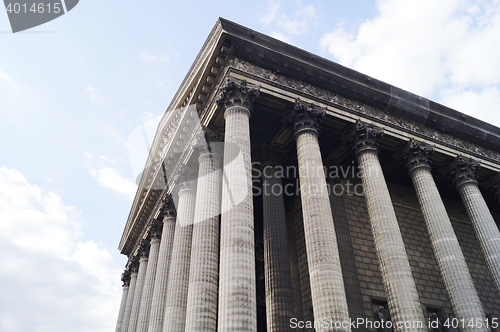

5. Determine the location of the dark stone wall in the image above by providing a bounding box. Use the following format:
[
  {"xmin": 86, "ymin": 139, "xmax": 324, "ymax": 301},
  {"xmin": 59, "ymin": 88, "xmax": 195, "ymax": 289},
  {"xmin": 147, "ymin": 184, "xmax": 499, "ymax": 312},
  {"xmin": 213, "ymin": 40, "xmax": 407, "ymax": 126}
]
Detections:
[{"xmin": 286, "ymin": 178, "xmax": 500, "ymax": 331}]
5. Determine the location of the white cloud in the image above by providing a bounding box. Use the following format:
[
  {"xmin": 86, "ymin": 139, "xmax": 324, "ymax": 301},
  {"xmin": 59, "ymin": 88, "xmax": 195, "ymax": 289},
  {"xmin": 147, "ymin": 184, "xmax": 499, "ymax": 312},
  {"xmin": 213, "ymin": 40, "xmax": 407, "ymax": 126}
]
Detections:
[
  {"xmin": 0, "ymin": 166, "xmax": 122, "ymax": 332},
  {"xmin": 86, "ymin": 153, "xmax": 137, "ymax": 200},
  {"xmin": 0, "ymin": 70, "xmax": 19, "ymax": 93},
  {"xmin": 320, "ymin": 0, "xmax": 500, "ymax": 127},
  {"xmin": 140, "ymin": 52, "xmax": 169, "ymax": 62},
  {"xmin": 270, "ymin": 31, "xmax": 293, "ymax": 44},
  {"xmin": 260, "ymin": 0, "xmax": 317, "ymax": 42},
  {"xmin": 86, "ymin": 86, "xmax": 104, "ymax": 103}
]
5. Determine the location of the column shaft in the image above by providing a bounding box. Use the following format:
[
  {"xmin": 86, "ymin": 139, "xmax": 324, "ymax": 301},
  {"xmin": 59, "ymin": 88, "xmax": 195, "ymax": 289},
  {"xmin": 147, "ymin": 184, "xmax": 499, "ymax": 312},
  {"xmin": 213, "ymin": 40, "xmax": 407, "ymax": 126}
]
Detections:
[
  {"xmin": 262, "ymin": 170, "xmax": 294, "ymax": 332},
  {"xmin": 137, "ymin": 237, "xmax": 161, "ymax": 332},
  {"xmin": 122, "ymin": 271, "xmax": 138, "ymax": 332},
  {"xmin": 163, "ymin": 188, "xmax": 196, "ymax": 332},
  {"xmin": 295, "ymin": 130, "xmax": 350, "ymax": 330},
  {"xmin": 410, "ymin": 166, "xmax": 487, "ymax": 331},
  {"xmin": 185, "ymin": 152, "xmax": 221, "ymax": 332},
  {"xmin": 218, "ymin": 107, "xmax": 256, "ymax": 332},
  {"xmin": 450, "ymin": 156, "xmax": 500, "ymax": 296},
  {"xmin": 458, "ymin": 181, "xmax": 500, "ymax": 294},
  {"xmin": 357, "ymin": 149, "xmax": 425, "ymax": 331},
  {"xmin": 116, "ymin": 286, "xmax": 130, "ymax": 332},
  {"xmin": 147, "ymin": 216, "xmax": 176, "ymax": 332},
  {"xmin": 128, "ymin": 256, "xmax": 149, "ymax": 332}
]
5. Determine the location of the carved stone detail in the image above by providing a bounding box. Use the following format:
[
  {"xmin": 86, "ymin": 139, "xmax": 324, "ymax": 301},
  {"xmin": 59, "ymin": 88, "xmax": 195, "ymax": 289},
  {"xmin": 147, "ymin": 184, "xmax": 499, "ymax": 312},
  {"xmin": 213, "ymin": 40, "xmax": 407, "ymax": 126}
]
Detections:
[
  {"xmin": 449, "ymin": 155, "xmax": 480, "ymax": 187},
  {"xmin": 228, "ymin": 57, "xmax": 500, "ymax": 163},
  {"xmin": 350, "ymin": 119, "xmax": 383, "ymax": 155},
  {"xmin": 401, "ymin": 138, "xmax": 435, "ymax": 173},
  {"xmin": 129, "ymin": 256, "xmax": 140, "ymax": 273},
  {"xmin": 193, "ymin": 125, "xmax": 224, "ymax": 156},
  {"xmin": 149, "ymin": 218, "xmax": 163, "ymax": 240},
  {"xmin": 254, "ymin": 143, "xmax": 288, "ymax": 167},
  {"xmin": 489, "ymin": 173, "xmax": 500, "ymax": 199},
  {"xmin": 138, "ymin": 239, "xmax": 151, "ymax": 259},
  {"xmin": 121, "ymin": 270, "xmax": 131, "ymax": 287},
  {"xmin": 174, "ymin": 165, "xmax": 197, "ymax": 191},
  {"xmin": 282, "ymin": 99, "xmax": 325, "ymax": 136},
  {"xmin": 216, "ymin": 78, "xmax": 260, "ymax": 114},
  {"xmin": 159, "ymin": 195, "xmax": 176, "ymax": 219}
]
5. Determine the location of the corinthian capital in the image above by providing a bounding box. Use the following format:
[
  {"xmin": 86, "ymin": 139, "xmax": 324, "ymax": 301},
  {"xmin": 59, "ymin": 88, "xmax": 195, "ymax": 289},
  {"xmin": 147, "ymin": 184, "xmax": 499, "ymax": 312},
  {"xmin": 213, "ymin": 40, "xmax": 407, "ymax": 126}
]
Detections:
[
  {"xmin": 128, "ymin": 256, "xmax": 139, "ymax": 273},
  {"xmin": 149, "ymin": 218, "xmax": 163, "ymax": 240},
  {"xmin": 159, "ymin": 195, "xmax": 176, "ymax": 219},
  {"xmin": 350, "ymin": 119, "xmax": 384, "ymax": 155},
  {"xmin": 254, "ymin": 144, "xmax": 287, "ymax": 167},
  {"xmin": 193, "ymin": 126, "xmax": 223, "ymax": 156},
  {"xmin": 138, "ymin": 239, "xmax": 150, "ymax": 259},
  {"xmin": 282, "ymin": 99, "xmax": 325, "ymax": 137},
  {"xmin": 449, "ymin": 155, "xmax": 480, "ymax": 187},
  {"xmin": 401, "ymin": 139, "xmax": 435, "ymax": 173},
  {"xmin": 174, "ymin": 164, "xmax": 197, "ymax": 191},
  {"xmin": 121, "ymin": 270, "xmax": 131, "ymax": 287},
  {"xmin": 216, "ymin": 78, "xmax": 260, "ymax": 114}
]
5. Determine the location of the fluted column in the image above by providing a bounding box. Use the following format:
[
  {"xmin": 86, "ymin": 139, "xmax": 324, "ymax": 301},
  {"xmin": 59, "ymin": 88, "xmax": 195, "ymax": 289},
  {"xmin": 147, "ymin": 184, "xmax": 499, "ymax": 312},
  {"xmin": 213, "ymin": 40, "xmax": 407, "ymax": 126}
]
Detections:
[
  {"xmin": 351, "ymin": 120, "xmax": 425, "ymax": 331},
  {"xmin": 283, "ymin": 100, "xmax": 350, "ymax": 331},
  {"xmin": 116, "ymin": 271, "xmax": 131, "ymax": 332},
  {"xmin": 122, "ymin": 260, "xmax": 139, "ymax": 332},
  {"xmin": 137, "ymin": 221, "xmax": 163, "ymax": 332},
  {"xmin": 147, "ymin": 198, "xmax": 177, "ymax": 332},
  {"xmin": 402, "ymin": 139, "xmax": 487, "ymax": 332},
  {"xmin": 163, "ymin": 166, "xmax": 197, "ymax": 332},
  {"xmin": 185, "ymin": 129, "xmax": 222, "ymax": 332},
  {"xmin": 128, "ymin": 241, "xmax": 150, "ymax": 332},
  {"xmin": 450, "ymin": 156, "xmax": 500, "ymax": 296},
  {"xmin": 257, "ymin": 145, "xmax": 294, "ymax": 332},
  {"xmin": 216, "ymin": 79, "xmax": 259, "ymax": 332}
]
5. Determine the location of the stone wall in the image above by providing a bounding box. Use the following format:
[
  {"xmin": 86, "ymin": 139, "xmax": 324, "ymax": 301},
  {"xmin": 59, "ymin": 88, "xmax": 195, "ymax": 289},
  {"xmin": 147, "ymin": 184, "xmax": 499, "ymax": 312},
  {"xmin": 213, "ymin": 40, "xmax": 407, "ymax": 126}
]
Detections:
[{"xmin": 286, "ymin": 178, "xmax": 500, "ymax": 331}]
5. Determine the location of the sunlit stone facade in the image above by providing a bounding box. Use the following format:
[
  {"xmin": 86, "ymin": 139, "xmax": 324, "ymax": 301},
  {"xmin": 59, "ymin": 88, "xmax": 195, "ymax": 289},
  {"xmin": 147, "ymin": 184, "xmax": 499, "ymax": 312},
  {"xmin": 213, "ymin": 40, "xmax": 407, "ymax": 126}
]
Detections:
[{"xmin": 114, "ymin": 19, "xmax": 500, "ymax": 332}]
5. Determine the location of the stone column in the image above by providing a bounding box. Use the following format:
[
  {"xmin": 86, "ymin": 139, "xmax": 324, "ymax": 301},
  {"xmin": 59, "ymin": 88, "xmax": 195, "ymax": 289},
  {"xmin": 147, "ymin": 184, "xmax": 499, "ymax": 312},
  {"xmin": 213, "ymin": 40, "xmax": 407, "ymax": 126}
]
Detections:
[
  {"xmin": 163, "ymin": 166, "xmax": 197, "ymax": 332},
  {"xmin": 350, "ymin": 120, "xmax": 425, "ymax": 331},
  {"xmin": 137, "ymin": 220, "xmax": 163, "ymax": 332},
  {"xmin": 450, "ymin": 156, "xmax": 500, "ymax": 295},
  {"xmin": 283, "ymin": 100, "xmax": 350, "ymax": 331},
  {"xmin": 402, "ymin": 139, "xmax": 487, "ymax": 332},
  {"xmin": 216, "ymin": 79, "xmax": 259, "ymax": 332},
  {"xmin": 122, "ymin": 260, "xmax": 139, "ymax": 332},
  {"xmin": 128, "ymin": 241, "xmax": 150, "ymax": 332},
  {"xmin": 116, "ymin": 271, "xmax": 131, "ymax": 332},
  {"xmin": 185, "ymin": 129, "xmax": 222, "ymax": 332},
  {"xmin": 147, "ymin": 198, "xmax": 177, "ymax": 332},
  {"xmin": 257, "ymin": 145, "xmax": 294, "ymax": 332}
]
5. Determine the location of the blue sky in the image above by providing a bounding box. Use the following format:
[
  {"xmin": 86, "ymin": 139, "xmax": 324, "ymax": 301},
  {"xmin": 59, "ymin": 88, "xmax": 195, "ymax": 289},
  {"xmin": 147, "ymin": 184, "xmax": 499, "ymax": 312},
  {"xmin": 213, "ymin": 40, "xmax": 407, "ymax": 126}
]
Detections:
[{"xmin": 1, "ymin": 1, "xmax": 499, "ymax": 331}]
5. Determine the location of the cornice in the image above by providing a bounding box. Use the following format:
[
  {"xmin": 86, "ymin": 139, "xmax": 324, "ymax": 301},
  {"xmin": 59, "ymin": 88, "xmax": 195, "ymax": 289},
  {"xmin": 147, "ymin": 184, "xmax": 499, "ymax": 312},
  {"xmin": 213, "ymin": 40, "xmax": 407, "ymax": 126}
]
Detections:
[{"xmin": 227, "ymin": 57, "xmax": 500, "ymax": 166}]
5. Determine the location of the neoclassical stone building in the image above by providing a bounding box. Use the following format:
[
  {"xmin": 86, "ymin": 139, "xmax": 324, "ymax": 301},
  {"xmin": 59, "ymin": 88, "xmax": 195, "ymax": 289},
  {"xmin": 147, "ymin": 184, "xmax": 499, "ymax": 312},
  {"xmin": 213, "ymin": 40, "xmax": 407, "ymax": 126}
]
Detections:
[{"xmin": 114, "ymin": 19, "xmax": 500, "ymax": 332}]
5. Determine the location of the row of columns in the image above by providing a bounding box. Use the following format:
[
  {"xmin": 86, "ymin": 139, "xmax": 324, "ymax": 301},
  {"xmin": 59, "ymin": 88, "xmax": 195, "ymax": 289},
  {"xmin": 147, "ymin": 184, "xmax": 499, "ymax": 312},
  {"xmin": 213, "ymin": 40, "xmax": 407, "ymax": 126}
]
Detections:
[{"xmin": 115, "ymin": 79, "xmax": 500, "ymax": 332}]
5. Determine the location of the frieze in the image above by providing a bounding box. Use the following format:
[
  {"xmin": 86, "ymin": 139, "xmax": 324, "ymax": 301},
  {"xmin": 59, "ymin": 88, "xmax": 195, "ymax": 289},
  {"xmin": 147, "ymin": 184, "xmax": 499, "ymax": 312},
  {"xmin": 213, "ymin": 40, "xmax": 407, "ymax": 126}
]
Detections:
[{"xmin": 228, "ymin": 58, "xmax": 500, "ymax": 164}]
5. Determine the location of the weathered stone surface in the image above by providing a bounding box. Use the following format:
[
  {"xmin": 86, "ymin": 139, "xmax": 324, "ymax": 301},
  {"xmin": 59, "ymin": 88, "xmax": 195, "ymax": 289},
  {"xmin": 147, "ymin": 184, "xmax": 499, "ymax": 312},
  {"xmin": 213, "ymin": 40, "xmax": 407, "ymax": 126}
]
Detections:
[
  {"xmin": 115, "ymin": 271, "xmax": 131, "ymax": 332},
  {"xmin": 257, "ymin": 145, "xmax": 294, "ymax": 332},
  {"xmin": 284, "ymin": 100, "xmax": 350, "ymax": 332},
  {"xmin": 217, "ymin": 79, "xmax": 258, "ymax": 332},
  {"xmin": 450, "ymin": 156, "xmax": 500, "ymax": 296},
  {"xmin": 352, "ymin": 120, "xmax": 426, "ymax": 331},
  {"xmin": 162, "ymin": 176, "xmax": 196, "ymax": 332},
  {"xmin": 147, "ymin": 197, "xmax": 176, "ymax": 332},
  {"xmin": 185, "ymin": 143, "xmax": 221, "ymax": 332},
  {"xmin": 136, "ymin": 221, "xmax": 163, "ymax": 332},
  {"xmin": 128, "ymin": 242, "xmax": 150, "ymax": 332},
  {"xmin": 402, "ymin": 140, "xmax": 487, "ymax": 332}
]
